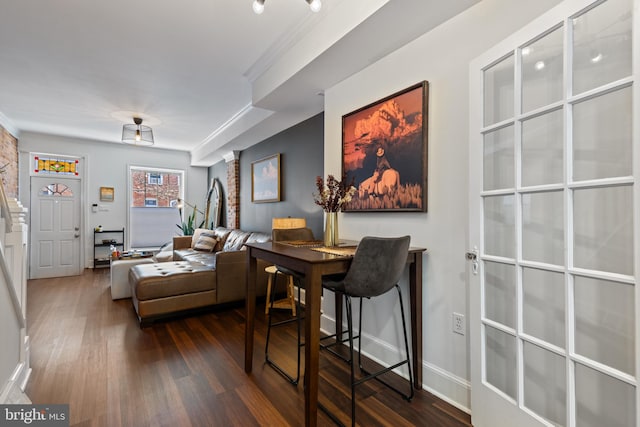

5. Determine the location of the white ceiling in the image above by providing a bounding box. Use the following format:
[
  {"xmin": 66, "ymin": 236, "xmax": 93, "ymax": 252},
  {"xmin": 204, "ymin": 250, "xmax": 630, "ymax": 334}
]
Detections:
[{"xmin": 0, "ymin": 0, "xmax": 479, "ymax": 166}]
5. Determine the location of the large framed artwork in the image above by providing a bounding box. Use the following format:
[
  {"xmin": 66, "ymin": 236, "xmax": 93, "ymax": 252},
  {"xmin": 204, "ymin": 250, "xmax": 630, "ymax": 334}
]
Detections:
[
  {"xmin": 251, "ymin": 153, "xmax": 281, "ymax": 203},
  {"xmin": 342, "ymin": 81, "xmax": 428, "ymax": 212}
]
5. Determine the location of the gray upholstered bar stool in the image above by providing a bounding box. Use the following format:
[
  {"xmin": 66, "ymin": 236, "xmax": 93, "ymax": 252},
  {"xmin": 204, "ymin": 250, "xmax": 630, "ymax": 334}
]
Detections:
[{"xmin": 321, "ymin": 235, "xmax": 414, "ymax": 427}]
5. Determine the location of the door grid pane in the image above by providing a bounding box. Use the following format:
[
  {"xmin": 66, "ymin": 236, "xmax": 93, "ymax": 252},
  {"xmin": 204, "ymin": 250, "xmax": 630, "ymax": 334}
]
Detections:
[
  {"xmin": 574, "ymin": 276, "xmax": 635, "ymax": 374},
  {"xmin": 521, "ymin": 27, "xmax": 564, "ymax": 113},
  {"xmin": 521, "ymin": 109, "xmax": 564, "ymax": 187},
  {"xmin": 572, "ymin": 0, "xmax": 632, "ymax": 95},
  {"xmin": 522, "ymin": 268, "xmax": 565, "ymax": 348},
  {"xmin": 573, "ymin": 86, "xmax": 632, "ymax": 181},
  {"xmin": 484, "ymin": 262, "xmax": 516, "ymax": 328},
  {"xmin": 484, "ymin": 195, "xmax": 515, "ymax": 259},
  {"xmin": 484, "ymin": 55, "xmax": 514, "ymax": 126},
  {"xmin": 485, "ymin": 326, "xmax": 517, "ymax": 399},
  {"xmin": 523, "ymin": 342, "xmax": 567, "ymax": 426},
  {"xmin": 573, "ymin": 185, "xmax": 633, "ymax": 275},
  {"xmin": 522, "ymin": 191, "xmax": 564, "ymax": 265},
  {"xmin": 575, "ymin": 363, "xmax": 636, "ymax": 427},
  {"xmin": 484, "ymin": 125, "xmax": 515, "ymax": 191}
]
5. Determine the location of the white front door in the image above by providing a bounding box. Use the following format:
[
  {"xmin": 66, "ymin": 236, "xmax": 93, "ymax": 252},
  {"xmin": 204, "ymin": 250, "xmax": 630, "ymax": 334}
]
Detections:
[
  {"xmin": 30, "ymin": 177, "xmax": 81, "ymax": 278},
  {"xmin": 469, "ymin": 0, "xmax": 637, "ymax": 426}
]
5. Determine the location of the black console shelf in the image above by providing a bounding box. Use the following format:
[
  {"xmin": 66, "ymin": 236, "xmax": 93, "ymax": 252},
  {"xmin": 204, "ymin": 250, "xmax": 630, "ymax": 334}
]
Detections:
[{"xmin": 93, "ymin": 228, "xmax": 124, "ymax": 269}]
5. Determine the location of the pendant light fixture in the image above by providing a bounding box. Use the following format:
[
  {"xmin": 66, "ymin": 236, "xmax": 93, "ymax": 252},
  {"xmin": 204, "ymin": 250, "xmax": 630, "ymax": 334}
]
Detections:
[
  {"xmin": 122, "ymin": 117, "xmax": 154, "ymax": 146},
  {"xmin": 252, "ymin": 0, "xmax": 321, "ymax": 14}
]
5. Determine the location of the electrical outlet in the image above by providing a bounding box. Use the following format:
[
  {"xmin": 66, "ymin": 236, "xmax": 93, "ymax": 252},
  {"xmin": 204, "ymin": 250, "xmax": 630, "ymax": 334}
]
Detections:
[{"xmin": 453, "ymin": 312, "xmax": 465, "ymax": 335}]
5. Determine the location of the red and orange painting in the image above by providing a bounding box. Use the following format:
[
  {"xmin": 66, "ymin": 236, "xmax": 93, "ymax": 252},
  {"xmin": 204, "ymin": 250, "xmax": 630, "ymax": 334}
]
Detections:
[{"xmin": 342, "ymin": 81, "xmax": 428, "ymax": 212}]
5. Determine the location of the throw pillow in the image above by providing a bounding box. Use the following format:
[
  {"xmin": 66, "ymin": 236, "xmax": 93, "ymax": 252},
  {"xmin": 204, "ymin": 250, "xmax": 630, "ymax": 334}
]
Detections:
[{"xmin": 193, "ymin": 233, "xmax": 218, "ymax": 252}]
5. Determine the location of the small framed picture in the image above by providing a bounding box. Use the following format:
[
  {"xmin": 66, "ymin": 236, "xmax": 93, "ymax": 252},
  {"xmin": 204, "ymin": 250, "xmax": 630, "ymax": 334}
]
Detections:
[
  {"xmin": 100, "ymin": 186, "xmax": 114, "ymax": 202},
  {"xmin": 251, "ymin": 154, "xmax": 281, "ymax": 203}
]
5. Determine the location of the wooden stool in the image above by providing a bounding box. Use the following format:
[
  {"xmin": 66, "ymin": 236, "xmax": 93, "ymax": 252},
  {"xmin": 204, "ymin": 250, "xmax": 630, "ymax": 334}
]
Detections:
[{"xmin": 264, "ymin": 265, "xmax": 296, "ymax": 316}]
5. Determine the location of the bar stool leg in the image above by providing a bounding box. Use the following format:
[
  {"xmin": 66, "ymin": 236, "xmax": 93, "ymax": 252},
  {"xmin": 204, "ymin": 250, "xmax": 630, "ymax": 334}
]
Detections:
[
  {"xmin": 265, "ymin": 270, "xmax": 274, "ymax": 314},
  {"xmin": 265, "ymin": 270, "xmax": 302, "ymax": 385},
  {"xmin": 288, "ymin": 276, "xmax": 296, "ymax": 316}
]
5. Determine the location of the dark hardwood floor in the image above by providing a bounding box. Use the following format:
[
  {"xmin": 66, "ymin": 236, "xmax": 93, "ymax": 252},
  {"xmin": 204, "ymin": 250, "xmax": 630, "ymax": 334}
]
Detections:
[{"xmin": 26, "ymin": 268, "xmax": 472, "ymax": 427}]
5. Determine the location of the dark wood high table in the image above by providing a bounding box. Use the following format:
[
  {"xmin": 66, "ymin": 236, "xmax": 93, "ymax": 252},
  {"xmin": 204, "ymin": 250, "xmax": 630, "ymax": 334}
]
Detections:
[{"xmin": 245, "ymin": 241, "xmax": 426, "ymax": 427}]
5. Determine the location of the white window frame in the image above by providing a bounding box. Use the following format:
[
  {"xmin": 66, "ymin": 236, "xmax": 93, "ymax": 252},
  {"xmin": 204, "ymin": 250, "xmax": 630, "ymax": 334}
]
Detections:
[{"xmin": 128, "ymin": 165, "xmax": 184, "ymax": 250}]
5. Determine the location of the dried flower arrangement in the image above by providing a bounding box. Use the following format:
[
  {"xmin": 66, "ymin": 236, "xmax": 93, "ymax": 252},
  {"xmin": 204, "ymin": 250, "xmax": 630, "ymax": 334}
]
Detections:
[{"xmin": 313, "ymin": 175, "xmax": 356, "ymax": 213}]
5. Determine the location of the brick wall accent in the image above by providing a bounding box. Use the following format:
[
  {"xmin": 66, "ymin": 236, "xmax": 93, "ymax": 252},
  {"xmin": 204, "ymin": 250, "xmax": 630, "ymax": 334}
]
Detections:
[
  {"xmin": 130, "ymin": 170, "xmax": 180, "ymax": 207},
  {"xmin": 226, "ymin": 158, "xmax": 240, "ymax": 229},
  {"xmin": 0, "ymin": 126, "xmax": 18, "ymax": 199}
]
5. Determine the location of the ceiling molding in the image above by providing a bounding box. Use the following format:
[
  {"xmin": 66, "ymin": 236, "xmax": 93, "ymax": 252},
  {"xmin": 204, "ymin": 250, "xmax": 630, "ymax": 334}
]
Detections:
[
  {"xmin": 195, "ymin": 103, "xmax": 255, "ymax": 150},
  {"xmin": 191, "ymin": 104, "xmax": 275, "ymax": 165},
  {"xmin": 222, "ymin": 151, "xmax": 240, "ymax": 162},
  {"xmin": 244, "ymin": 0, "xmax": 339, "ymax": 83},
  {"xmin": 0, "ymin": 111, "xmax": 20, "ymax": 139},
  {"xmin": 250, "ymin": 0, "xmax": 390, "ymax": 106}
]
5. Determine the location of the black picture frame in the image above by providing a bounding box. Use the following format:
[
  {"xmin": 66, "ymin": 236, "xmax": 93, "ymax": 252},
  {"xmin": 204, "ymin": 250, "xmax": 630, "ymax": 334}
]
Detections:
[{"xmin": 342, "ymin": 81, "xmax": 428, "ymax": 212}]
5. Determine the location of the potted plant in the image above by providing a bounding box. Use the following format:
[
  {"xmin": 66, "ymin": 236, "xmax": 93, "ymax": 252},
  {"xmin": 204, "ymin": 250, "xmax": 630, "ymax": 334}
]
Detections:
[{"xmin": 177, "ymin": 204, "xmax": 204, "ymax": 236}]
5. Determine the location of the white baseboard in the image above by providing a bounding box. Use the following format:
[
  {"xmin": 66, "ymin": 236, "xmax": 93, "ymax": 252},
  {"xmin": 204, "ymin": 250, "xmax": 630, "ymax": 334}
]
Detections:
[
  {"xmin": 320, "ymin": 312, "xmax": 471, "ymax": 414},
  {"xmin": 422, "ymin": 361, "xmax": 471, "ymax": 414},
  {"xmin": 21, "ymin": 335, "xmax": 31, "ymax": 392},
  {"xmin": 0, "ymin": 362, "xmax": 32, "ymax": 404}
]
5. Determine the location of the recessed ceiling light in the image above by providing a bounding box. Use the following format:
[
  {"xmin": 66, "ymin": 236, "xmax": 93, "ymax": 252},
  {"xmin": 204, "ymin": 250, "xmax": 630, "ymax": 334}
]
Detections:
[
  {"xmin": 307, "ymin": 0, "xmax": 322, "ymax": 12},
  {"xmin": 535, "ymin": 60, "xmax": 545, "ymax": 70},
  {"xmin": 522, "ymin": 47, "xmax": 531, "ymax": 56},
  {"xmin": 253, "ymin": 0, "xmax": 321, "ymax": 14},
  {"xmin": 252, "ymin": 0, "xmax": 265, "ymax": 14},
  {"xmin": 591, "ymin": 52, "xmax": 603, "ymax": 63}
]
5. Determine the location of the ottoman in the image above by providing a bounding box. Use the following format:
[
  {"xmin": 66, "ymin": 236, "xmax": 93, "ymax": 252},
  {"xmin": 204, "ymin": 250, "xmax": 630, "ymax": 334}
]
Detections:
[
  {"xmin": 110, "ymin": 258, "xmax": 155, "ymax": 300},
  {"xmin": 129, "ymin": 261, "xmax": 217, "ymax": 326}
]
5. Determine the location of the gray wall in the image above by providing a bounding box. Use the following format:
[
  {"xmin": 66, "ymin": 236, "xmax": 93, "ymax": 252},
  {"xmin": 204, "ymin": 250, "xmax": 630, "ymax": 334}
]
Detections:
[{"xmin": 208, "ymin": 113, "xmax": 324, "ymax": 237}]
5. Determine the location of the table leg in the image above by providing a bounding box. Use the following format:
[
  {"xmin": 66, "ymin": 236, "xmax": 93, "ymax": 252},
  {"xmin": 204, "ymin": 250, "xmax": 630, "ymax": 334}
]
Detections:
[
  {"xmin": 245, "ymin": 250, "xmax": 257, "ymax": 373},
  {"xmin": 304, "ymin": 265, "xmax": 322, "ymax": 427},
  {"xmin": 409, "ymin": 253, "xmax": 423, "ymax": 389}
]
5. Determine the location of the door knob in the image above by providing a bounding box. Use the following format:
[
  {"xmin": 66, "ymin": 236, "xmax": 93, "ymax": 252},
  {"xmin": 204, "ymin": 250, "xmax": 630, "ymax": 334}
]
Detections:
[
  {"xmin": 466, "ymin": 247, "xmax": 479, "ymax": 275},
  {"xmin": 74, "ymin": 234, "xmax": 80, "ymax": 238}
]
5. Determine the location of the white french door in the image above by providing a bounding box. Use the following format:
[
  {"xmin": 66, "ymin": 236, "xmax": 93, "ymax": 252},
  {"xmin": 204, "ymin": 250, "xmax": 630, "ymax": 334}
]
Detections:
[{"xmin": 469, "ymin": 0, "xmax": 638, "ymax": 426}]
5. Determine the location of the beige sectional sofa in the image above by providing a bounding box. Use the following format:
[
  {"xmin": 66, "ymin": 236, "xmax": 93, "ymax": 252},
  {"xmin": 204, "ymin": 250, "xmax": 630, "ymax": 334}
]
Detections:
[{"xmin": 129, "ymin": 227, "xmax": 271, "ymax": 326}]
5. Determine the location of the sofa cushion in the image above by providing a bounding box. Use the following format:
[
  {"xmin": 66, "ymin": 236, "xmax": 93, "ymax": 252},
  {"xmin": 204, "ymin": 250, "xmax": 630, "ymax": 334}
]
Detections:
[
  {"xmin": 173, "ymin": 248, "xmax": 216, "ymax": 268},
  {"xmin": 193, "ymin": 232, "xmax": 218, "ymax": 252},
  {"xmin": 182, "ymin": 251, "xmax": 217, "ymax": 268},
  {"xmin": 223, "ymin": 229, "xmax": 251, "ymax": 251},
  {"xmin": 129, "ymin": 261, "xmax": 216, "ymax": 301},
  {"xmin": 152, "ymin": 242, "xmax": 174, "ymax": 263},
  {"xmin": 245, "ymin": 232, "xmax": 271, "ymax": 245},
  {"xmin": 190, "ymin": 228, "xmax": 208, "ymax": 249},
  {"xmin": 211, "ymin": 227, "xmax": 232, "ymax": 251}
]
